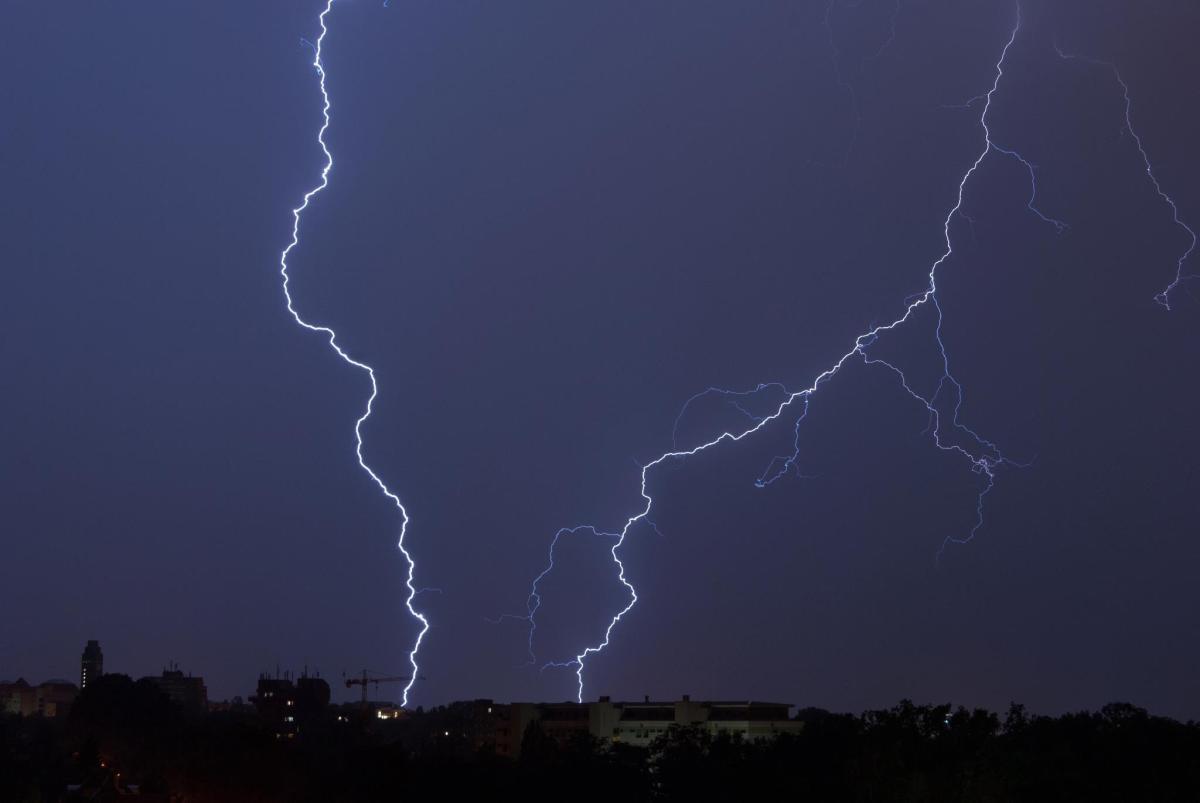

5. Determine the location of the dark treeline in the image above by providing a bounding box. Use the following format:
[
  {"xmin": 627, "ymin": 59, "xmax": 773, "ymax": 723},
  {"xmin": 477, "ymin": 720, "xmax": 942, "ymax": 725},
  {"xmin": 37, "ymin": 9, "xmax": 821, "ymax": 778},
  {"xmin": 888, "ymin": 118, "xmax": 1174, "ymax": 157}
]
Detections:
[{"xmin": 2, "ymin": 674, "xmax": 1198, "ymax": 802}]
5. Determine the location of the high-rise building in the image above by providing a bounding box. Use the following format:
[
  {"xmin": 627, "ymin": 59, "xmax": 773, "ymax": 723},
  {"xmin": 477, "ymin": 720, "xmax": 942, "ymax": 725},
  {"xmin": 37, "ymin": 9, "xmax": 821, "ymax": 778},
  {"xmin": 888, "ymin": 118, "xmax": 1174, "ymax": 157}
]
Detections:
[
  {"xmin": 252, "ymin": 670, "xmax": 331, "ymax": 736},
  {"xmin": 80, "ymin": 640, "xmax": 103, "ymax": 689}
]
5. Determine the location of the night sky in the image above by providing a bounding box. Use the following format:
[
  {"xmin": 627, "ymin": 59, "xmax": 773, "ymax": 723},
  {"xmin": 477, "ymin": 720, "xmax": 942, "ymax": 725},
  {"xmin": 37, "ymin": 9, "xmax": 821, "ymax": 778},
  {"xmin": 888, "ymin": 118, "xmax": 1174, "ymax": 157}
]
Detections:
[{"xmin": 3, "ymin": 0, "xmax": 1199, "ymax": 719}]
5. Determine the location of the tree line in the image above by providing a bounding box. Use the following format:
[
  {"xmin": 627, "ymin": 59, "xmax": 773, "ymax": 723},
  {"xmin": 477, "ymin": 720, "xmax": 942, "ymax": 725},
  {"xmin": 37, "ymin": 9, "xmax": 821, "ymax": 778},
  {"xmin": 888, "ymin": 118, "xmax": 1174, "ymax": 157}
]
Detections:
[{"xmin": 2, "ymin": 674, "xmax": 1197, "ymax": 801}]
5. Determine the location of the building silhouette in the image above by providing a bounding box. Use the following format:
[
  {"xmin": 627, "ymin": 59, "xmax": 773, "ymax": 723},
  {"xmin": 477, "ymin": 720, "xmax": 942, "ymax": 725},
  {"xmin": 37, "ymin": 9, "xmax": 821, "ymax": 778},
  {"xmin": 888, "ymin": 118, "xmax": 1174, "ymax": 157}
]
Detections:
[
  {"xmin": 80, "ymin": 640, "xmax": 103, "ymax": 689},
  {"xmin": 142, "ymin": 665, "xmax": 207, "ymax": 711},
  {"xmin": 252, "ymin": 670, "xmax": 331, "ymax": 737},
  {"xmin": 491, "ymin": 696, "xmax": 802, "ymax": 757},
  {"xmin": 0, "ymin": 678, "xmax": 78, "ymax": 718},
  {"xmin": 35, "ymin": 680, "xmax": 78, "ymax": 717},
  {"xmin": 0, "ymin": 679, "xmax": 37, "ymax": 716}
]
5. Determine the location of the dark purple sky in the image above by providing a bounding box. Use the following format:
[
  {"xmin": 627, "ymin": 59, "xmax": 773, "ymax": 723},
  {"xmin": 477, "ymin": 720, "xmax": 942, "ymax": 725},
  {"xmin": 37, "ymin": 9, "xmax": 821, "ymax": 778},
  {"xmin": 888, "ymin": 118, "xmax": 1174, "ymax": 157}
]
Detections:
[{"xmin": 3, "ymin": 0, "xmax": 1199, "ymax": 719}]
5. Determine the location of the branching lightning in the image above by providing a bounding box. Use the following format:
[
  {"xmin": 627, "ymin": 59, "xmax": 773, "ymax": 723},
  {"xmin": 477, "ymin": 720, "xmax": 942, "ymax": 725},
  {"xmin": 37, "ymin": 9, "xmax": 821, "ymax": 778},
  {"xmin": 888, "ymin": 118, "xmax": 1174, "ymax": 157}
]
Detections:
[
  {"xmin": 1053, "ymin": 45, "xmax": 1198, "ymax": 308},
  {"xmin": 670, "ymin": 383, "xmax": 791, "ymax": 450},
  {"xmin": 819, "ymin": 0, "xmax": 903, "ymax": 167},
  {"xmin": 821, "ymin": 0, "xmax": 863, "ymax": 166},
  {"xmin": 486, "ymin": 526, "xmax": 620, "ymax": 667},
  {"xmin": 279, "ymin": 0, "xmax": 428, "ymax": 707},
  {"xmin": 273, "ymin": 1, "xmax": 1196, "ymax": 710},
  {"xmin": 507, "ymin": 1, "xmax": 1098, "ymax": 703}
]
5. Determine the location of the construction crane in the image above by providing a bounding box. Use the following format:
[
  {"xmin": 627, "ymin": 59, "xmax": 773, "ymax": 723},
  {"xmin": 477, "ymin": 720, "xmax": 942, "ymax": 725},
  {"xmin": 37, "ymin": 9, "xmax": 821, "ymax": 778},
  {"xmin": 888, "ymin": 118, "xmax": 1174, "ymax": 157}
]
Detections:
[{"xmin": 343, "ymin": 669, "xmax": 424, "ymax": 710}]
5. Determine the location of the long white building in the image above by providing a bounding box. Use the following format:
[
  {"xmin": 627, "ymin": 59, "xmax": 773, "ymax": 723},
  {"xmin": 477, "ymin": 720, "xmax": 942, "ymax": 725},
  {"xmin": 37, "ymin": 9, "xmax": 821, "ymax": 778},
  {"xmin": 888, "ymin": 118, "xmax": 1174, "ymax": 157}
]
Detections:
[{"xmin": 493, "ymin": 696, "xmax": 802, "ymax": 757}]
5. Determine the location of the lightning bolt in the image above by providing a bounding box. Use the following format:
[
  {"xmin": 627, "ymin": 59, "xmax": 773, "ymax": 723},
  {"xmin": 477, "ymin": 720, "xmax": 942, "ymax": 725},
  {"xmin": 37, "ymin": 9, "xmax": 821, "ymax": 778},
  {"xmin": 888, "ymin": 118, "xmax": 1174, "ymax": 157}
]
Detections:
[
  {"xmin": 869, "ymin": 0, "xmax": 903, "ymax": 65},
  {"xmin": 825, "ymin": 0, "xmax": 902, "ymax": 165},
  {"xmin": 486, "ymin": 526, "xmax": 620, "ymax": 667},
  {"xmin": 509, "ymin": 1, "xmax": 1095, "ymax": 703},
  {"xmin": 820, "ymin": 0, "xmax": 903, "ymax": 167},
  {"xmin": 279, "ymin": 0, "xmax": 428, "ymax": 707},
  {"xmin": 821, "ymin": 0, "xmax": 862, "ymax": 166},
  {"xmin": 1053, "ymin": 45, "xmax": 1198, "ymax": 308},
  {"xmin": 670, "ymin": 383, "xmax": 791, "ymax": 450}
]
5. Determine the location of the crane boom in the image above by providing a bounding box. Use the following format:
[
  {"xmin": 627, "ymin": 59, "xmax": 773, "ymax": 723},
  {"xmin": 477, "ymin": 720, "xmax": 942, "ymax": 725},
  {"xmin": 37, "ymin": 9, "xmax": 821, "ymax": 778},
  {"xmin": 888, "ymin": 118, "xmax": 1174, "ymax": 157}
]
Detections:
[{"xmin": 343, "ymin": 669, "xmax": 422, "ymax": 709}]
